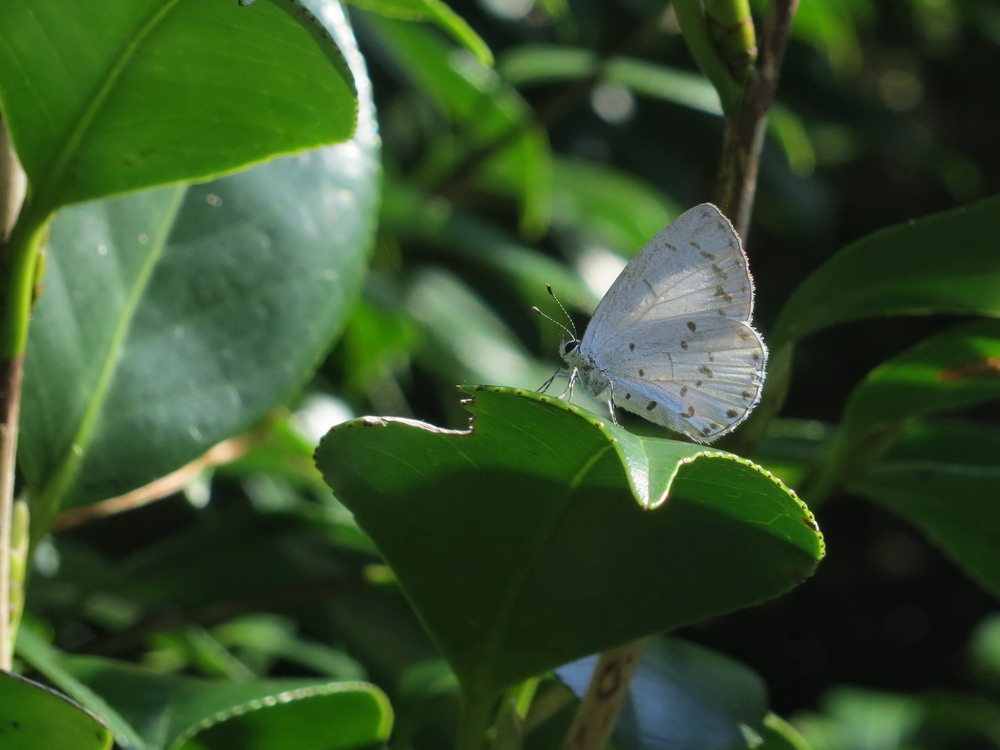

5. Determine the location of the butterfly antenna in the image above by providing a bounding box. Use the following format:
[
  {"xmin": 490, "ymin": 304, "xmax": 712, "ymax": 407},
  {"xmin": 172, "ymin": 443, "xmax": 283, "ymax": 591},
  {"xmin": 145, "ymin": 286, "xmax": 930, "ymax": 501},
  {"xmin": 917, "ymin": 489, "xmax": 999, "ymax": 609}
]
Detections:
[
  {"xmin": 531, "ymin": 305, "xmax": 575, "ymax": 342},
  {"xmin": 545, "ymin": 283, "xmax": 578, "ymax": 339}
]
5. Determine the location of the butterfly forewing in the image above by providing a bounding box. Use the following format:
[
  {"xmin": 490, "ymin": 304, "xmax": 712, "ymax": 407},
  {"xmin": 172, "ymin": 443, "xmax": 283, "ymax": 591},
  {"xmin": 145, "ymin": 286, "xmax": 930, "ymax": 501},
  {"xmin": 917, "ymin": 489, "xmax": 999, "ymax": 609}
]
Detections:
[{"xmin": 582, "ymin": 204, "xmax": 754, "ymax": 350}]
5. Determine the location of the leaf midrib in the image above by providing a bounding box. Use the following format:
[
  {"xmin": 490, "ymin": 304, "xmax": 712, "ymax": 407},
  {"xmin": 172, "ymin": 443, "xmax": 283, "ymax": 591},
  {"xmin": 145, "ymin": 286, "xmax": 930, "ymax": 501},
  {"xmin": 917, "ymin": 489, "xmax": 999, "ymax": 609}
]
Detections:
[
  {"xmin": 466, "ymin": 416, "xmax": 617, "ymax": 695},
  {"xmin": 34, "ymin": 0, "xmax": 184, "ymax": 211},
  {"xmin": 35, "ymin": 185, "xmax": 188, "ymax": 520}
]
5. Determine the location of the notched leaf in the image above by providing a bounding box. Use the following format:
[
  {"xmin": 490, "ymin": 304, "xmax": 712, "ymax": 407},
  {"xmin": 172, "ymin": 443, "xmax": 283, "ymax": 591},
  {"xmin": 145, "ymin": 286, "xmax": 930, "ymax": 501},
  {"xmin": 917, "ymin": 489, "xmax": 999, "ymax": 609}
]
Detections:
[{"xmin": 316, "ymin": 385, "xmax": 823, "ymax": 695}]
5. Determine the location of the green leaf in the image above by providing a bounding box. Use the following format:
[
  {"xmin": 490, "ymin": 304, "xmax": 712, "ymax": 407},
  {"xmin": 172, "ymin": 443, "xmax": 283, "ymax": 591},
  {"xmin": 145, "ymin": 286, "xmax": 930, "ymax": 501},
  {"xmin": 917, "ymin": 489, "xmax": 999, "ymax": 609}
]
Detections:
[
  {"xmin": 849, "ymin": 420, "xmax": 1000, "ymax": 598},
  {"xmin": 758, "ymin": 713, "xmax": 814, "ymax": 750},
  {"xmin": 794, "ymin": 686, "xmax": 1000, "ymax": 750},
  {"xmin": 0, "ymin": 671, "xmax": 112, "ymax": 750},
  {"xmin": 15, "ymin": 628, "xmax": 144, "ymax": 748},
  {"xmin": 549, "ymin": 157, "xmax": 681, "ymax": 256},
  {"xmin": 772, "ymin": 195, "xmax": 1000, "ymax": 346},
  {"xmin": 843, "ymin": 320, "xmax": 1000, "ymax": 432},
  {"xmin": 381, "ymin": 180, "xmax": 590, "ymax": 309},
  {"xmin": 363, "ymin": 14, "xmax": 550, "ymax": 234},
  {"xmin": 500, "ymin": 46, "xmax": 724, "ymax": 115},
  {"xmin": 345, "ymin": 0, "xmax": 493, "ymax": 66},
  {"xmin": 500, "ymin": 49, "xmax": 810, "ymax": 176},
  {"xmin": 557, "ymin": 637, "xmax": 769, "ymax": 750},
  {"xmin": 807, "ymin": 320, "xmax": 1000, "ymax": 506},
  {"xmin": 0, "ymin": 0, "xmax": 356, "ymax": 212},
  {"xmin": 315, "ymin": 386, "xmax": 824, "ymax": 698},
  {"xmin": 18, "ymin": 2, "xmax": 378, "ymax": 526},
  {"xmin": 19, "ymin": 635, "xmax": 391, "ymax": 750},
  {"xmin": 970, "ymin": 612, "xmax": 1000, "ymax": 690}
]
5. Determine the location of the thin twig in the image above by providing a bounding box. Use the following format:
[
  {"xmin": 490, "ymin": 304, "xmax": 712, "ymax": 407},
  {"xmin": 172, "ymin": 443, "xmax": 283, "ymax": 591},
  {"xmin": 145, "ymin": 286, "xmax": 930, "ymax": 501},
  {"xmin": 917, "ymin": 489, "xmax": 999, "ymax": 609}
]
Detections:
[
  {"xmin": 560, "ymin": 639, "xmax": 647, "ymax": 750},
  {"xmin": 714, "ymin": 0, "xmax": 799, "ymax": 239},
  {"xmin": 0, "ymin": 116, "xmax": 27, "ymax": 670},
  {"xmin": 52, "ymin": 436, "xmax": 252, "ymax": 532}
]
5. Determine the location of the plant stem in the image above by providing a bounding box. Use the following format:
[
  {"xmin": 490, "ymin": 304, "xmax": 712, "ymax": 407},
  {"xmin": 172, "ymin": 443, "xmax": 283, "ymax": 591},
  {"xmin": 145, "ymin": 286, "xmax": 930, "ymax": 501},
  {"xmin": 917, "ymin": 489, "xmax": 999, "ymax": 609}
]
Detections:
[
  {"xmin": 715, "ymin": 0, "xmax": 799, "ymax": 240},
  {"xmin": 711, "ymin": 0, "xmax": 799, "ymax": 456},
  {"xmin": 0, "ymin": 117, "xmax": 29, "ymax": 670},
  {"xmin": 0, "ymin": 355, "xmax": 22, "ymax": 669},
  {"xmin": 455, "ymin": 688, "xmax": 494, "ymax": 750},
  {"xmin": 561, "ymin": 638, "xmax": 646, "ymax": 750}
]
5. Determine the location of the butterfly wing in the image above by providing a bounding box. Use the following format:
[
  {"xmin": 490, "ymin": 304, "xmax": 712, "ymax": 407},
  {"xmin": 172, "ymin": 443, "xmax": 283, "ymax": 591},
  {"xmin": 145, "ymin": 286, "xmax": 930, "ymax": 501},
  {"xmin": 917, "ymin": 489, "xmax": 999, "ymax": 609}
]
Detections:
[
  {"xmin": 574, "ymin": 203, "xmax": 767, "ymax": 441},
  {"xmin": 580, "ymin": 203, "xmax": 755, "ymax": 351},
  {"xmin": 599, "ymin": 316, "xmax": 767, "ymax": 442}
]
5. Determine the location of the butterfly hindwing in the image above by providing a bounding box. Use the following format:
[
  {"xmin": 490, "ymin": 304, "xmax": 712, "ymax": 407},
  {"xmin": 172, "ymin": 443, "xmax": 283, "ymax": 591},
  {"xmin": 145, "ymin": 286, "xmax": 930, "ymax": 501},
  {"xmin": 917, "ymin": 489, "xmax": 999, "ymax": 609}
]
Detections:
[{"xmin": 583, "ymin": 313, "xmax": 767, "ymax": 442}]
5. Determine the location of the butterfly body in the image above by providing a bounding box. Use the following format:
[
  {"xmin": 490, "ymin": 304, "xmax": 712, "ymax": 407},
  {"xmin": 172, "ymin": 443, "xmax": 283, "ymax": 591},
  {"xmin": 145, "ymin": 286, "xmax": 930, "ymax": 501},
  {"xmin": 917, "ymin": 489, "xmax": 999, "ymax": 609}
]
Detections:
[{"xmin": 559, "ymin": 203, "xmax": 767, "ymax": 443}]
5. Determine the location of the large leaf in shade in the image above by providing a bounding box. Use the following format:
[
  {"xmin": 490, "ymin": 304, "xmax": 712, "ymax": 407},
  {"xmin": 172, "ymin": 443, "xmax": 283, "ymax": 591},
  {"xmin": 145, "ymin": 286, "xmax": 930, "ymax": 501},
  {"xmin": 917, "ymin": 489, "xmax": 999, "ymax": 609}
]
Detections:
[
  {"xmin": 315, "ymin": 386, "xmax": 824, "ymax": 697},
  {"xmin": 558, "ymin": 637, "xmax": 769, "ymax": 750},
  {"xmin": 18, "ymin": 2, "xmax": 379, "ymax": 524},
  {"xmin": 849, "ymin": 420, "xmax": 1000, "ymax": 599},
  {"xmin": 823, "ymin": 319, "xmax": 1000, "ymax": 479},
  {"xmin": 16, "ymin": 632, "xmax": 391, "ymax": 750},
  {"xmin": 771, "ymin": 195, "xmax": 1000, "ymax": 346},
  {"xmin": 0, "ymin": 0, "xmax": 356, "ymax": 211},
  {"xmin": 817, "ymin": 322, "xmax": 1000, "ymax": 591},
  {"xmin": 0, "ymin": 671, "xmax": 112, "ymax": 750},
  {"xmin": 842, "ymin": 320, "xmax": 1000, "ymax": 432}
]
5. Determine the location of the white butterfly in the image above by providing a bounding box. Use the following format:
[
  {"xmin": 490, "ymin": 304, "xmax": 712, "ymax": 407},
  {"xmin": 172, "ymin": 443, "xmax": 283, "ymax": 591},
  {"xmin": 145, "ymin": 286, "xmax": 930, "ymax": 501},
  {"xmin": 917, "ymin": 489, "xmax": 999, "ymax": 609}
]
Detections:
[{"xmin": 556, "ymin": 203, "xmax": 767, "ymax": 443}]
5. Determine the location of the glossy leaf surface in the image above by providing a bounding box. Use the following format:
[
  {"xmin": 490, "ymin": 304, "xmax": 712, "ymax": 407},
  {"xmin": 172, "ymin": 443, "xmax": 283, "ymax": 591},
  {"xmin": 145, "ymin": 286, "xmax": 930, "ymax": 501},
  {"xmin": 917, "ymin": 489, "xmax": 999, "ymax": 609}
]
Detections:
[{"xmin": 316, "ymin": 386, "xmax": 823, "ymax": 696}]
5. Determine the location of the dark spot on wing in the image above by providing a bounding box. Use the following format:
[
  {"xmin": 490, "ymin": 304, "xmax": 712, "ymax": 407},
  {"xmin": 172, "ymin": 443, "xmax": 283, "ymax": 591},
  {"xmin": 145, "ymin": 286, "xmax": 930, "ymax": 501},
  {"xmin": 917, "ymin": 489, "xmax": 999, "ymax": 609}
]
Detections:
[
  {"xmin": 701, "ymin": 427, "xmax": 712, "ymax": 436},
  {"xmin": 711, "ymin": 263, "xmax": 728, "ymax": 279},
  {"xmin": 696, "ymin": 380, "xmax": 703, "ymax": 387},
  {"xmin": 665, "ymin": 242, "xmax": 678, "ymax": 252},
  {"xmin": 741, "ymin": 390, "xmax": 752, "ymax": 400},
  {"xmin": 684, "ymin": 406, "xmax": 695, "ymax": 417},
  {"xmin": 646, "ymin": 400, "xmax": 657, "ymax": 411},
  {"xmin": 698, "ymin": 365, "xmax": 714, "ymax": 377},
  {"xmin": 679, "ymin": 386, "xmax": 688, "ymax": 396},
  {"xmin": 708, "ymin": 353, "xmax": 715, "ymax": 362},
  {"xmin": 680, "ymin": 340, "xmax": 688, "ymax": 349},
  {"xmin": 700, "ymin": 250, "xmax": 716, "ymax": 260},
  {"xmin": 624, "ymin": 392, "xmax": 631, "ymax": 400},
  {"xmin": 687, "ymin": 321, "xmax": 696, "ymax": 332},
  {"xmin": 629, "ymin": 342, "xmax": 635, "ymax": 351},
  {"xmin": 726, "ymin": 409, "xmax": 738, "ymax": 418},
  {"xmin": 714, "ymin": 285, "xmax": 733, "ymax": 303},
  {"xmin": 752, "ymin": 353, "xmax": 761, "ymax": 362},
  {"xmin": 689, "ymin": 241, "xmax": 701, "ymax": 250},
  {"xmin": 638, "ymin": 368, "xmax": 645, "ymax": 377},
  {"xmin": 738, "ymin": 330, "xmax": 749, "ymax": 340}
]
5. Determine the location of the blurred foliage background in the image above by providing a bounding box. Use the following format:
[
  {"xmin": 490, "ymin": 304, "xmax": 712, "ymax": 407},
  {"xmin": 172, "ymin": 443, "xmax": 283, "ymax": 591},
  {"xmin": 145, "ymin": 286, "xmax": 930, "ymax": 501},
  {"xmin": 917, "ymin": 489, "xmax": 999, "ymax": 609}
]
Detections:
[
  {"xmin": 22, "ymin": 0, "xmax": 1000, "ymax": 746},
  {"xmin": 345, "ymin": 0, "xmax": 1000, "ymax": 715}
]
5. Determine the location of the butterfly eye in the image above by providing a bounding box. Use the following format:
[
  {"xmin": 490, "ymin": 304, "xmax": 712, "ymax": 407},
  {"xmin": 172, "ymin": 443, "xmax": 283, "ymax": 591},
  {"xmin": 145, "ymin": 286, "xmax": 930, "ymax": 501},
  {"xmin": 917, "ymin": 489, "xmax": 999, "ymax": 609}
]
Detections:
[{"xmin": 562, "ymin": 340, "xmax": 579, "ymax": 355}]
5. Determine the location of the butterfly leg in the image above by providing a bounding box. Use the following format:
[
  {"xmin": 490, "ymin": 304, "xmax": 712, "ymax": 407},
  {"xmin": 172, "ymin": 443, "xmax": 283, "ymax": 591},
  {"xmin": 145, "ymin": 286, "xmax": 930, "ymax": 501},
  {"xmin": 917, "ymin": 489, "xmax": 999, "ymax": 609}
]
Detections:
[
  {"xmin": 606, "ymin": 379, "xmax": 621, "ymax": 425},
  {"xmin": 558, "ymin": 367, "xmax": 578, "ymax": 399},
  {"xmin": 537, "ymin": 370, "xmax": 559, "ymax": 393},
  {"xmin": 535, "ymin": 367, "xmax": 566, "ymax": 398}
]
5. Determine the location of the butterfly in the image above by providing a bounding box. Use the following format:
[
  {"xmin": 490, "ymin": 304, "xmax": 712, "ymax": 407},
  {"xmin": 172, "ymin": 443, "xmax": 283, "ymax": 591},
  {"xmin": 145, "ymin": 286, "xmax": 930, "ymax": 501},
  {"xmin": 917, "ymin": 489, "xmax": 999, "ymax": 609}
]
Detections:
[{"xmin": 553, "ymin": 203, "xmax": 767, "ymax": 443}]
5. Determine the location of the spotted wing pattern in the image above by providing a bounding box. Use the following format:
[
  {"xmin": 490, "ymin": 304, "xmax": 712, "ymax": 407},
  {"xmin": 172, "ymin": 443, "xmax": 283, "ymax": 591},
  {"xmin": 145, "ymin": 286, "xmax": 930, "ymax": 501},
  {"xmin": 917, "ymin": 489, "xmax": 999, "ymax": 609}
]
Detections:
[{"xmin": 573, "ymin": 203, "xmax": 767, "ymax": 442}]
